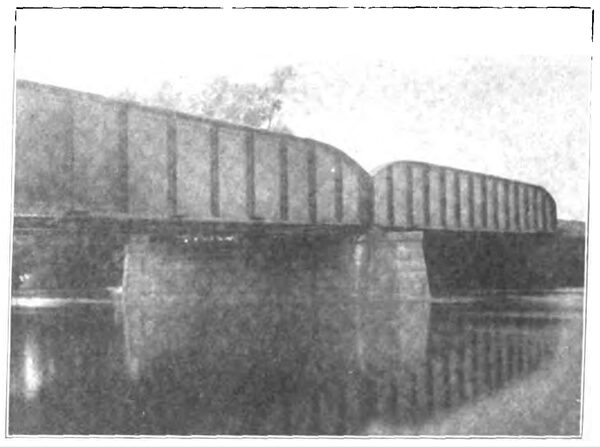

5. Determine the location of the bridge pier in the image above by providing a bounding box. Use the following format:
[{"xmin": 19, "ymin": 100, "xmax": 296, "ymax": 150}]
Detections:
[{"xmin": 119, "ymin": 228, "xmax": 432, "ymax": 424}]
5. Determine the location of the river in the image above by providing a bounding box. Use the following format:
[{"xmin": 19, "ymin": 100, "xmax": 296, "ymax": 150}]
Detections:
[{"xmin": 8, "ymin": 289, "xmax": 584, "ymax": 436}]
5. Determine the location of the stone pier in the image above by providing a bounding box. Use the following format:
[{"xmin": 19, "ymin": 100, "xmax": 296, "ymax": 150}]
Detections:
[{"xmin": 119, "ymin": 229, "xmax": 432, "ymax": 396}]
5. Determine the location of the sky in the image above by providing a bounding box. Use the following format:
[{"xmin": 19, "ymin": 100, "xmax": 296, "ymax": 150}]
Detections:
[{"xmin": 13, "ymin": 7, "xmax": 592, "ymax": 221}]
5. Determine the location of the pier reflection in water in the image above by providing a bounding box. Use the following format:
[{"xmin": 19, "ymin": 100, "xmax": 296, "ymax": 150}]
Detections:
[{"xmin": 9, "ymin": 291, "xmax": 581, "ymax": 436}]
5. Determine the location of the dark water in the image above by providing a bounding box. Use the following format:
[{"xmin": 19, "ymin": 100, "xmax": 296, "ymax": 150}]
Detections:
[{"xmin": 8, "ymin": 291, "xmax": 583, "ymax": 436}]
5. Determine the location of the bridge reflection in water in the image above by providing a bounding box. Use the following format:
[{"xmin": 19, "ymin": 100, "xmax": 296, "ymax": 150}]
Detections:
[{"xmin": 9, "ymin": 290, "xmax": 582, "ymax": 436}]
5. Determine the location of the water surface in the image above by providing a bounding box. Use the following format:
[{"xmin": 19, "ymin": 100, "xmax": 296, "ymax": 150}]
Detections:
[{"xmin": 9, "ymin": 289, "xmax": 583, "ymax": 435}]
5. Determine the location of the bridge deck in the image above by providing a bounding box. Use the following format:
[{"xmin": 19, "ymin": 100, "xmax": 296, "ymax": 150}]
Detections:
[{"xmin": 12, "ymin": 213, "xmax": 367, "ymax": 238}]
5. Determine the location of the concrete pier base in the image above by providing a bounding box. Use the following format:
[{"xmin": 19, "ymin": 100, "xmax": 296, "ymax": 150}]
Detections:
[
  {"xmin": 119, "ymin": 229, "xmax": 432, "ymax": 432},
  {"xmin": 120, "ymin": 229, "xmax": 432, "ymax": 377},
  {"xmin": 355, "ymin": 230, "xmax": 431, "ymax": 375}
]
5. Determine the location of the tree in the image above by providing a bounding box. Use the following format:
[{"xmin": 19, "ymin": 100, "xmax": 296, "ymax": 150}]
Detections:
[
  {"xmin": 194, "ymin": 65, "xmax": 297, "ymax": 131},
  {"xmin": 117, "ymin": 65, "xmax": 298, "ymax": 133}
]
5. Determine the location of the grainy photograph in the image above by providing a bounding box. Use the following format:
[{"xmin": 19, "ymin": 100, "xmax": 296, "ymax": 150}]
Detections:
[{"xmin": 4, "ymin": 4, "xmax": 593, "ymax": 441}]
